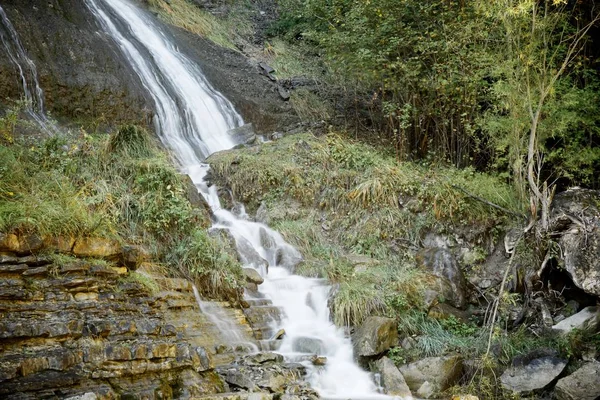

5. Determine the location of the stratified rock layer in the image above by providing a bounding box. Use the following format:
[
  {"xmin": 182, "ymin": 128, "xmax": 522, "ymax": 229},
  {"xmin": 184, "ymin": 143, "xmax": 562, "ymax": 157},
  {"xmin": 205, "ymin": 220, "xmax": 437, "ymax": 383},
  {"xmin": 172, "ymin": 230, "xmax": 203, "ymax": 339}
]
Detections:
[{"xmin": 0, "ymin": 243, "xmax": 254, "ymax": 399}]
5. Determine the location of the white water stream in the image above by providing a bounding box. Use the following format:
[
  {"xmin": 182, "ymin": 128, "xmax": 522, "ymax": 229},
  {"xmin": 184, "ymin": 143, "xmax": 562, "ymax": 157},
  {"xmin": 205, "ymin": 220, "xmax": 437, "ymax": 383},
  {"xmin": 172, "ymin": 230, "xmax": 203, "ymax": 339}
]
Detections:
[
  {"xmin": 0, "ymin": 5, "xmax": 54, "ymax": 133},
  {"xmin": 86, "ymin": 0, "xmax": 396, "ymax": 398}
]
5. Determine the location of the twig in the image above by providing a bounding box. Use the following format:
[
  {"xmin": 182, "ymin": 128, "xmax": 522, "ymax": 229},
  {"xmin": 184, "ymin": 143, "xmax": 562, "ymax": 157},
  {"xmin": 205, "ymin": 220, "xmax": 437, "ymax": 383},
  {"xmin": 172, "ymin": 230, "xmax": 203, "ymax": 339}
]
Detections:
[{"xmin": 451, "ymin": 184, "xmax": 527, "ymax": 220}]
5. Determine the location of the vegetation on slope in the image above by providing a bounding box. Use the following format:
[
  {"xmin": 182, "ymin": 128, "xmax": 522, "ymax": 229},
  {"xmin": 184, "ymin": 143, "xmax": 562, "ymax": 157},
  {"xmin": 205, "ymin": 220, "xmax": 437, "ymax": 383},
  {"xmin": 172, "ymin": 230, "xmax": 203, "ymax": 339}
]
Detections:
[
  {"xmin": 270, "ymin": 0, "xmax": 600, "ymax": 197},
  {"xmin": 0, "ymin": 119, "xmax": 243, "ymax": 300}
]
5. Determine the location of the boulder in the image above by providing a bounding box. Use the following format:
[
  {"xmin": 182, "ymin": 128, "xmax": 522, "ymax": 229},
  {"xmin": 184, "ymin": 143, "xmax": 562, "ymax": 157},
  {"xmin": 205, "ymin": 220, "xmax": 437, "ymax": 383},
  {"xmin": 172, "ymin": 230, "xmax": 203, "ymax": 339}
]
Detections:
[
  {"xmin": 0, "ymin": 233, "xmax": 43, "ymax": 255},
  {"xmin": 417, "ymin": 248, "xmax": 467, "ymax": 309},
  {"xmin": 352, "ymin": 316, "xmax": 398, "ymax": 357},
  {"xmin": 551, "ymin": 306, "xmax": 600, "ymax": 335},
  {"xmin": 500, "ymin": 356, "xmax": 567, "ymax": 394},
  {"xmin": 399, "ymin": 355, "xmax": 463, "ymax": 394},
  {"xmin": 120, "ymin": 245, "xmax": 149, "ymax": 270},
  {"xmin": 236, "ymin": 236, "xmax": 268, "ymax": 272},
  {"xmin": 243, "ymin": 268, "xmax": 264, "ymax": 285},
  {"xmin": 227, "ymin": 123, "xmax": 256, "ymax": 145},
  {"xmin": 371, "ymin": 357, "xmax": 412, "ymax": 398},
  {"xmin": 72, "ymin": 238, "xmax": 121, "ymax": 259},
  {"xmin": 554, "ymin": 361, "xmax": 600, "ymax": 400},
  {"xmin": 549, "ymin": 189, "xmax": 600, "ymax": 296},
  {"xmin": 292, "ymin": 337, "xmax": 325, "ymax": 355},
  {"xmin": 310, "ymin": 355, "xmax": 327, "ymax": 366}
]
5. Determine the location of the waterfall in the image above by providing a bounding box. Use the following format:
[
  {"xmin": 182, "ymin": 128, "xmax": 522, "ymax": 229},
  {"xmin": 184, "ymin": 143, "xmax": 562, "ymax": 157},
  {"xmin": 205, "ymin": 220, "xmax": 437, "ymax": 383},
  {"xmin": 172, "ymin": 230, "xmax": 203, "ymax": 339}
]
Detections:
[
  {"xmin": 86, "ymin": 0, "xmax": 393, "ymax": 398},
  {"xmin": 0, "ymin": 5, "xmax": 54, "ymax": 133}
]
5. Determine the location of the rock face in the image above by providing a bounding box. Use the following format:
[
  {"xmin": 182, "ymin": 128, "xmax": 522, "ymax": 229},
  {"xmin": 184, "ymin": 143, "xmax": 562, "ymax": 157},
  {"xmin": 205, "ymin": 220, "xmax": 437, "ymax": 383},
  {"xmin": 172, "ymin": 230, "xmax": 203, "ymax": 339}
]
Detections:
[
  {"xmin": 548, "ymin": 189, "xmax": 600, "ymax": 296},
  {"xmin": 371, "ymin": 357, "xmax": 412, "ymax": 398},
  {"xmin": 0, "ymin": 1, "xmax": 297, "ymax": 132},
  {"xmin": 352, "ymin": 316, "xmax": 398, "ymax": 358},
  {"xmin": 399, "ymin": 355, "xmax": 463, "ymax": 396},
  {"xmin": 417, "ymin": 248, "xmax": 467, "ymax": 309},
  {"xmin": 500, "ymin": 356, "xmax": 567, "ymax": 395},
  {"xmin": 227, "ymin": 124, "xmax": 256, "ymax": 145},
  {"xmin": 0, "ymin": 242, "xmax": 258, "ymax": 399},
  {"xmin": 554, "ymin": 361, "xmax": 600, "ymax": 400},
  {"xmin": 552, "ymin": 306, "xmax": 600, "ymax": 334}
]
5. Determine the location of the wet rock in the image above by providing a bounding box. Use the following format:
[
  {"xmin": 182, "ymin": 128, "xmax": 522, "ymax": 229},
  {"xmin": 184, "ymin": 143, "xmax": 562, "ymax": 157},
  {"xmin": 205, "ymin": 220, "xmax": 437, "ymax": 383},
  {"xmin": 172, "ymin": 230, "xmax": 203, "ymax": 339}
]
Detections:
[
  {"xmin": 271, "ymin": 329, "xmax": 285, "ymax": 340},
  {"xmin": 500, "ymin": 356, "xmax": 567, "ymax": 394},
  {"xmin": 417, "ymin": 248, "xmax": 467, "ymax": 309},
  {"xmin": 259, "ymin": 227, "xmax": 277, "ymax": 249},
  {"xmin": 72, "ymin": 238, "xmax": 121, "ymax": 259},
  {"xmin": 244, "ymin": 267, "xmax": 264, "ymax": 285},
  {"xmin": 399, "ymin": 355, "xmax": 463, "ymax": 394},
  {"xmin": 236, "ymin": 236, "xmax": 269, "ymax": 272},
  {"xmin": 292, "ymin": 336, "xmax": 325, "ymax": 354},
  {"xmin": 371, "ymin": 356, "xmax": 412, "ymax": 397},
  {"xmin": 554, "ymin": 361, "xmax": 600, "ymax": 400},
  {"xmin": 275, "ymin": 246, "xmax": 303, "ymax": 271},
  {"xmin": 227, "ymin": 123, "xmax": 256, "ymax": 145},
  {"xmin": 255, "ymin": 201, "xmax": 269, "ymax": 224},
  {"xmin": 247, "ymin": 352, "xmax": 284, "ymax": 364},
  {"xmin": 310, "ymin": 355, "xmax": 327, "ymax": 366},
  {"xmin": 352, "ymin": 316, "xmax": 398, "ymax": 357},
  {"xmin": 552, "ymin": 306, "xmax": 600, "ymax": 335}
]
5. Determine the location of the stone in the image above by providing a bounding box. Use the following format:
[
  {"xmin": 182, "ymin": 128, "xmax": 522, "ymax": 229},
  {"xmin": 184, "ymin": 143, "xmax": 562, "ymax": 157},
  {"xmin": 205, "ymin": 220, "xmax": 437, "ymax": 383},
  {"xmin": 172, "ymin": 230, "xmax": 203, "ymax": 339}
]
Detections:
[
  {"xmin": 417, "ymin": 381, "xmax": 435, "ymax": 399},
  {"xmin": 500, "ymin": 356, "xmax": 567, "ymax": 394},
  {"xmin": 417, "ymin": 248, "xmax": 467, "ymax": 308},
  {"xmin": 255, "ymin": 201, "xmax": 269, "ymax": 224},
  {"xmin": 120, "ymin": 245, "xmax": 149, "ymax": 270},
  {"xmin": 552, "ymin": 306, "xmax": 600, "ymax": 335},
  {"xmin": 352, "ymin": 316, "xmax": 398, "ymax": 357},
  {"xmin": 44, "ymin": 236, "xmax": 76, "ymax": 253},
  {"xmin": 271, "ymin": 329, "xmax": 285, "ymax": 340},
  {"xmin": 220, "ymin": 367, "xmax": 257, "ymax": 390},
  {"xmin": 72, "ymin": 238, "xmax": 121, "ymax": 259},
  {"xmin": 310, "ymin": 355, "xmax": 327, "ymax": 366},
  {"xmin": 0, "ymin": 233, "xmax": 43, "ymax": 254},
  {"xmin": 259, "ymin": 227, "xmax": 277, "ymax": 249},
  {"xmin": 372, "ymin": 356, "xmax": 412, "ymax": 397},
  {"xmin": 549, "ymin": 189, "xmax": 600, "ymax": 296},
  {"xmin": 243, "ymin": 268, "xmax": 264, "ymax": 285},
  {"xmin": 236, "ymin": 236, "xmax": 269, "ymax": 273},
  {"xmin": 554, "ymin": 361, "xmax": 600, "ymax": 400},
  {"xmin": 227, "ymin": 123, "xmax": 256, "ymax": 145},
  {"xmin": 248, "ymin": 352, "xmax": 284, "ymax": 364},
  {"xmin": 278, "ymin": 86, "xmax": 291, "ymax": 101},
  {"xmin": 292, "ymin": 337, "xmax": 325, "ymax": 354},
  {"xmin": 399, "ymin": 355, "xmax": 463, "ymax": 394},
  {"xmin": 74, "ymin": 292, "xmax": 99, "ymax": 301}
]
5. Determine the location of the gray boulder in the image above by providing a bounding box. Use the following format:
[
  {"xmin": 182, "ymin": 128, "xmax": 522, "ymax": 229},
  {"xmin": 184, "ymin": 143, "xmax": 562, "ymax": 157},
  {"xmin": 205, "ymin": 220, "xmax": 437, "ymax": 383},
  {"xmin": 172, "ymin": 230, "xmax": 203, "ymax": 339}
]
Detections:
[
  {"xmin": 236, "ymin": 236, "xmax": 268, "ymax": 272},
  {"xmin": 292, "ymin": 337, "xmax": 325, "ymax": 355},
  {"xmin": 352, "ymin": 316, "xmax": 398, "ymax": 357},
  {"xmin": 552, "ymin": 306, "xmax": 600, "ymax": 335},
  {"xmin": 399, "ymin": 355, "xmax": 463, "ymax": 395},
  {"xmin": 371, "ymin": 357, "xmax": 412, "ymax": 398},
  {"xmin": 549, "ymin": 189, "xmax": 600, "ymax": 296},
  {"xmin": 417, "ymin": 248, "xmax": 467, "ymax": 309},
  {"xmin": 243, "ymin": 268, "xmax": 264, "ymax": 285},
  {"xmin": 500, "ymin": 356, "xmax": 567, "ymax": 394},
  {"xmin": 554, "ymin": 361, "xmax": 600, "ymax": 400},
  {"xmin": 227, "ymin": 123, "xmax": 256, "ymax": 145}
]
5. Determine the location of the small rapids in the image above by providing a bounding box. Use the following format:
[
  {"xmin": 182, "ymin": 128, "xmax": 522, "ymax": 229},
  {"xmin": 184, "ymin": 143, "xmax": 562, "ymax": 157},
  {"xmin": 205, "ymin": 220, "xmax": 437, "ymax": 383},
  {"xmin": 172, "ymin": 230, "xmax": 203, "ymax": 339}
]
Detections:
[{"xmin": 86, "ymin": 0, "xmax": 399, "ymax": 398}]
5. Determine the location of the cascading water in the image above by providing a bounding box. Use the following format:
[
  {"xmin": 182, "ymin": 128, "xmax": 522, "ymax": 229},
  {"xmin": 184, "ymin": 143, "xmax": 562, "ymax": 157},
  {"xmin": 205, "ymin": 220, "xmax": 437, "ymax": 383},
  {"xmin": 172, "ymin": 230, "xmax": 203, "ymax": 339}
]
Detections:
[
  {"xmin": 0, "ymin": 5, "xmax": 54, "ymax": 132},
  {"xmin": 86, "ymin": 0, "xmax": 397, "ymax": 398}
]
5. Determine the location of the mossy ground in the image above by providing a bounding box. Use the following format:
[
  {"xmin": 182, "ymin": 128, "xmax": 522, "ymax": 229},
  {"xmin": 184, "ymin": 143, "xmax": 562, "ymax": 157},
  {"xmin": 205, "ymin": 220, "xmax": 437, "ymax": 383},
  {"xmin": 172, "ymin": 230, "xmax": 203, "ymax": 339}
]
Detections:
[{"xmin": 0, "ymin": 120, "xmax": 243, "ymax": 300}]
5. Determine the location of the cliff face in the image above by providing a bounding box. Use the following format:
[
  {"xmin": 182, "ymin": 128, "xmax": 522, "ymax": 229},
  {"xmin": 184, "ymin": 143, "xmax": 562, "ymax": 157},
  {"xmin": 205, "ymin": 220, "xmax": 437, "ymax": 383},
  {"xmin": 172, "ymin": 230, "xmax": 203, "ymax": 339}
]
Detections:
[
  {"xmin": 0, "ymin": 0, "xmax": 296, "ymax": 132},
  {"xmin": 0, "ymin": 0, "xmax": 152, "ymax": 125},
  {"xmin": 0, "ymin": 234, "xmax": 252, "ymax": 399}
]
